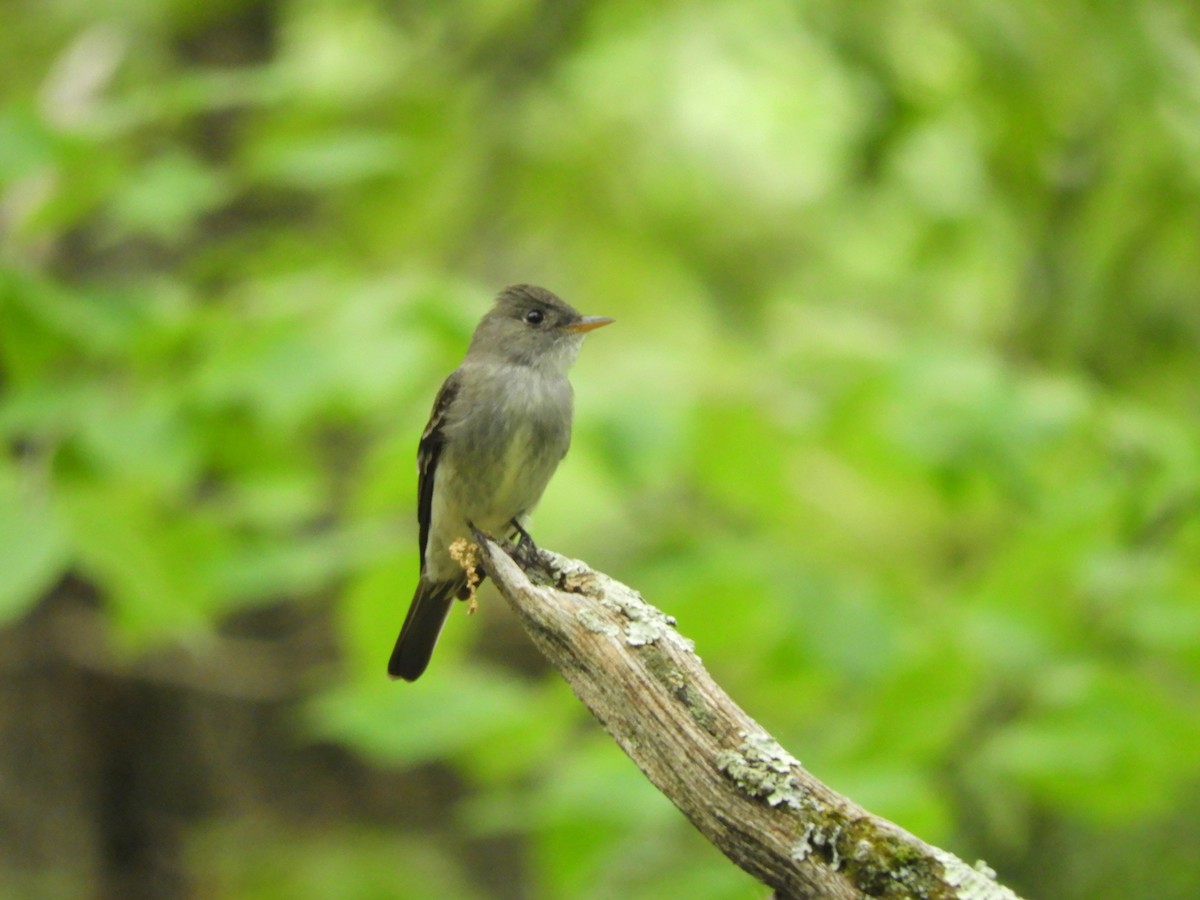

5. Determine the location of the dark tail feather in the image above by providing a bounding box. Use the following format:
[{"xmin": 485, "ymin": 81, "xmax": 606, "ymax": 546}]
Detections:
[{"xmin": 388, "ymin": 578, "xmax": 459, "ymax": 681}]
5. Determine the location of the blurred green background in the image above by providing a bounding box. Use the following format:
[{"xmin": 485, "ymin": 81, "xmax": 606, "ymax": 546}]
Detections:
[{"xmin": 2, "ymin": 1, "xmax": 1199, "ymax": 898}]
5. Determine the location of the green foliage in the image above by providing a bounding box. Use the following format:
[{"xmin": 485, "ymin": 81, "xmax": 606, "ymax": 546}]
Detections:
[
  {"xmin": 3, "ymin": 0, "xmax": 1200, "ymax": 897},
  {"xmin": 192, "ymin": 823, "xmax": 488, "ymax": 900}
]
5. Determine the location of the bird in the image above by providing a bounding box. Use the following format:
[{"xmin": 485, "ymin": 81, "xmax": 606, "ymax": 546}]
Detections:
[{"xmin": 388, "ymin": 284, "xmax": 613, "ymax": 681}]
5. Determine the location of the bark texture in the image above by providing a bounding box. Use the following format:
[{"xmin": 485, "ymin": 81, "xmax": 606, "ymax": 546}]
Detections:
[{"xmin": 476, "ymin": 539, "xmax": 1025, "ymax": 900}]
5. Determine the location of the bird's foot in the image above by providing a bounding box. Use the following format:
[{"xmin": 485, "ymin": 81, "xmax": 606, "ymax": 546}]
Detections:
[
  {"xmin": 507, "ymin": 518, "xmax": 547, "ymax": 571},
  {"xmin": 468, "ymin": 520, "xmax": 548, "ymax": 577},
  {"xmin": 510, "ymin": 518, "xmax": 538, "ymax": 552}
]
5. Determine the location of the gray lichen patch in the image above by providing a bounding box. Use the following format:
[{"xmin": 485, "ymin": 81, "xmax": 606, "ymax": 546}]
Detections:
[
  {"xmin": 576, "ymin": 608, "xmax": 620, "ymax": 636},
  {"xmin": 603, "ymin": 588, "xmax": 694, "ymax": 650},
  {"xmin": 546, "ymin": 551, "xmax": 606, "ymax": 596},
  {"xmin": 625, "ymin": 620, "xmax": 661, "ymax": 646},
  {"xmin": 716, "ymin": 731, "xmax": 809, "ymax": 812},
  {"xmin": 541, "ymin": 550, "xmax": 695, "ymax": 653},
  {"xmin": 828, "ymin": 823, "xmax": 1026, "ymax": 900},
  {"xmin": 930, "ymin": 848, "xmax": 1022, "ymax": 900},
  {"xmin": 791, "ymin": 821, "xmax": 844, "ymax": 870}
]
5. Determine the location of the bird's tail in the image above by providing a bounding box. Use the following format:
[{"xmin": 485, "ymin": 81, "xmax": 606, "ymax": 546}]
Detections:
[{"xmin": 388, "ymin": 577, "xmax": 460, "ymax": 681}]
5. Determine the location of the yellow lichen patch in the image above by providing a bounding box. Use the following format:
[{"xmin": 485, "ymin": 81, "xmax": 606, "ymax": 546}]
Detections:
[{"xmin": 449, "ymin": 537, "xmax": 482, "ymax": 613}]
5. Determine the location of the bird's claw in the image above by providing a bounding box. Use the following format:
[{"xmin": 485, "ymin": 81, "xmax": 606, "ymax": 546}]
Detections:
[
  {"xmin": 467, "ymin": 520, "xmax": 545, "ymax": 572},
  {"xmin": 513, "ymin": 523, "xmax": 537, "ymax": 552},
  {"xmin": 508, "ymin": 519, "xmax": 546, "ymax": 570}
]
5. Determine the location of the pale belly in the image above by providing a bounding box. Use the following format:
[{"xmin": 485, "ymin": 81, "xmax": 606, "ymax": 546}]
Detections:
[{"xmin": 423, "ymin": 420, "xmax": 565, "ymax": 581}]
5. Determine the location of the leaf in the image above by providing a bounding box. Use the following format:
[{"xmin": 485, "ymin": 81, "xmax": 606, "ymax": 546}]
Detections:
[
  {"xmin": 0, "ymin": 463, "xmax": 69, "ymax": 621},
  {"xmin": 106, "ymin": 151, "xmax": 233, "ymax": 241},
  {"xmin": 57, "ymin": 479, "xmax": 223, "ymax": 641}
]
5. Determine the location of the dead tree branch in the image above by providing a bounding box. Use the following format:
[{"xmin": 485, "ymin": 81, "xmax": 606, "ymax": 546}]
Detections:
[{"xmin": 475, "ymin": 539, "xmax": 1025, "ymax": 900}]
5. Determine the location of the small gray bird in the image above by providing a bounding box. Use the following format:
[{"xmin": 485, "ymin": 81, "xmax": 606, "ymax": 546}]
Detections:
[{"xmin": 388, "ymin": 284, "xmax": 613, "ymax": 681}]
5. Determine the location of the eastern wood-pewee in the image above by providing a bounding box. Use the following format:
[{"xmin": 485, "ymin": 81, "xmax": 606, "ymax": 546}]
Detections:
[{"xmin": 388, "ymin": 284, "xmax": 613, "ymax": 681}]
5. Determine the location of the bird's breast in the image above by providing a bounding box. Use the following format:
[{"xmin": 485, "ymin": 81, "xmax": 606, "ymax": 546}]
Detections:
[{"xmin": 439, "ymin": 365, "xmax": 572, "ymax": 529}]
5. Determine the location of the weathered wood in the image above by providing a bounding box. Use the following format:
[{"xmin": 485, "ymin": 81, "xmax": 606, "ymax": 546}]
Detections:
[{"xmin": 476, "ymin": 539, "xmax": 1024, "ymax": 900}]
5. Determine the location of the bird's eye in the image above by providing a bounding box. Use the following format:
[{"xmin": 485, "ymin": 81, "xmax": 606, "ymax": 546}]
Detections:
[{"xmin": 525, "ymin": 309, "xmax": 544, "ymax": 325}]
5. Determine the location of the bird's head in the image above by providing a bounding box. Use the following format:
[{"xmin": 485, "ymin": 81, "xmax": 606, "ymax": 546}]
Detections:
[{"xmin": 469, "ymin": 284, "xmax": 613, "ymax": 372}]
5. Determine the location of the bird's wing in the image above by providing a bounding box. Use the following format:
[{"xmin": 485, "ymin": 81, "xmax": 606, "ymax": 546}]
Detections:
[{"xmin": 417, "ymin": 371, "xmax": 461, "ymax": 568}]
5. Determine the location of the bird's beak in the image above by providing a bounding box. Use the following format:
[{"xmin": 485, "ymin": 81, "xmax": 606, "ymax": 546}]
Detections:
[{"xmin": 566, "ymin": 316, "xmax": 615, "ymax": 334}]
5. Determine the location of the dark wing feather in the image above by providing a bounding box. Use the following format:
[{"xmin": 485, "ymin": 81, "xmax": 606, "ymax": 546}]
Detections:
[{"xmin": 417, "ymin": 371, "xmax": 461, "ymax": 568}]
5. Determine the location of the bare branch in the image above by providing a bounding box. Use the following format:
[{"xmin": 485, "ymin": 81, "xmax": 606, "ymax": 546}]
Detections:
[{"xmin": 476, "ymin": 539, "xmax": 1025, "ymax": 900}]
